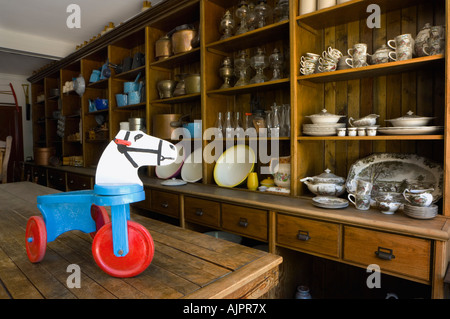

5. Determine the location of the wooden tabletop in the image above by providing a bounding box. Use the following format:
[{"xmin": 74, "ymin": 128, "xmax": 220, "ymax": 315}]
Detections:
[{"xmin": 0, "ymin": 182, "xmax": 282, "ymax": 299}]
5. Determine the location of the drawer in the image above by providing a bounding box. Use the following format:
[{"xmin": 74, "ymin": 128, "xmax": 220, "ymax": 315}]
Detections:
[
  {"xmin": 222, "ymin": 203, "xmax": 267, "ymax": 241},
  {"xmin": 151, "ymin": 190, "xmax": 179, "ymax": 218},
  {"xmin": 343, "ymin": 226, "xmax": 431, "ymax": 282},
  {"xmin": 185, "ymin": 196, "xmax": 220, "ymax": 228},
  {"xmin": 277, "ymin": 214, "xmax": 340, "ymax": 258},
  {"xmin": 132, "ymin": 187, "xmax": 152, "ymax": 210},
  {"xmin": 47, "ymin": 169, "xmax": 66, "ymax": 191},
  {"xmin": 67, "ymin": 173, "xmax": 92, "ymax": 190}
]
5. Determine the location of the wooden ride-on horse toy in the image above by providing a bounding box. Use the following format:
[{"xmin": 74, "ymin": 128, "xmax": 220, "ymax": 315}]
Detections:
[{"xmin": 25, "ymin": 130, "xmax": 177, "ymax": 277}]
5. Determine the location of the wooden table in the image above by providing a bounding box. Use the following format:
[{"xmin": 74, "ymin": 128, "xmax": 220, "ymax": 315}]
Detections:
[{"xmin": 0, "ymin": 182, "xmax": 282, "ymax": 299}]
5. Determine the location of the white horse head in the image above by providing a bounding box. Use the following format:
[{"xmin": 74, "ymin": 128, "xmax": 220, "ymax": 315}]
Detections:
[{"xmin": 95, "ymin": 130, "xmax": 177, "ymax": 186}]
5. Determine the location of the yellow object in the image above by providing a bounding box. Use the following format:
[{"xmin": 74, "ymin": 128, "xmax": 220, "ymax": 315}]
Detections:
[
  {"xmin": 260, "ymin": 176, "xmax": 275, "ymax": 187},
  {"xmin": 247, "ymin": 172, "xmax": 259, "ymax": 191}
]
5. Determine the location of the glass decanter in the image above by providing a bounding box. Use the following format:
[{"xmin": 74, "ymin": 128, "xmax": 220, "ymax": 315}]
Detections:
[
  {"xmin": 250, "ymin": 48, "xmax": 269, "ymax": 84},
  {"xmin": 219, "ymin": 10, "xmax": 235, "ymax": 40},
  {"xmin": 219, "ymin": 56, "xmax": 234, "ymax": 89},
  {"xmin": 254, "ymin": 0, "xmax": 272, "ymax": 29},
  {"xmin": 274, "ymin": 0, "xmax": 289, "ymax": 22},
  {"xmin": 269, "ymin": 48, "xmax": 284, "ymax": 81},
  {"xmin": 234, "ymin": 50, "xmax": 250, "ymax": 87},
  {"xmin": 235, "ymin": 0, "xmax": 250, "ymax": 35}
]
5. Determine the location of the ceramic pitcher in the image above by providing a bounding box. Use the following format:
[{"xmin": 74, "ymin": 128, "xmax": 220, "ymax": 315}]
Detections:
[{"xmin": 269, "ymin": 156, "xmax": 291, "ymax": 189}]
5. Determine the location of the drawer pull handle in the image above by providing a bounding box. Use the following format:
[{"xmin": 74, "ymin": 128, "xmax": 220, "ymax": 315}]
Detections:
[
  {"xmin": 161, "ymin": 202, "xmax": 169, "ymax": 208},
  {"xmin": 238, "ymin": 218, "xmax": 248, "ymax": 228},
  {"xmin": 195, "ymin": 209, "xmax": 203, "ymax": 216},
  {"xmin": 297, "ymin": 230, "xmax": 311, "ymax": 241},
  {"xmin": 375, "ymin": 247, "xmax": 395, "ymax": 260}
]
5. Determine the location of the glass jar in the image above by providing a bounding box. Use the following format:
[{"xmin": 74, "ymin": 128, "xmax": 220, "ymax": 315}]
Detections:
[
  {"xmin": 234, "ymin": 50, "xmax": 250, "ymax": 87},
  {"xmin": 295, "ymin": 285, "xmax": 312, "ymax": 299},
  {"xmin": 269, "ymin": 48, "xmax": 284, "ymax": 81},
  {"xmin": 254, "ymin": 0, "xmax": 272, "ymax": 29}
]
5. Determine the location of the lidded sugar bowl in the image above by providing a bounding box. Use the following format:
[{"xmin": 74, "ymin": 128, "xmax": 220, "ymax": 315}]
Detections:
[{"xmin": 300, "ymin": 169, "xmax": 346, "ymax": 197}]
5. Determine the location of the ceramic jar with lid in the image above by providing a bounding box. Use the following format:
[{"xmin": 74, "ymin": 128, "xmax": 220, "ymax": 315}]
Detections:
[
  {"xmin": 306, "ymin": 109, "xmax": 345, "ymax": 124},
  {"xmin": 300, "ymin": 169, "xmax": 346, "ymax": 197},
  {"xmin": 385, "ymin": 110, "xmax": 435, "ymax": 127}
]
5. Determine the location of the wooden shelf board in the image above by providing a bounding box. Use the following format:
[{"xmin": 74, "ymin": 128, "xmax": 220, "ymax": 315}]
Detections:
[
  {"xmin": 151, "ymin": 93, "xmax": 200, "ymax": 104},
  {"xmin": 297, "ymin": 55, "xmax": 444, "ymax": 83},
  {"xmin": 297, "ymin": 135, "xmax": 444, "ymax": 141},
  {"xmin": 207, "ymin": 78, "xmax": 290, "ymax": 96},
  {"xmin": 149, "ymin": 48, "xmax": 200, "ymax": 69},
  {"xmin": 297, "ymin": 0, "xmax": 427, "ymax": 30},
  {"xmin": 87, "ymin": 78, "xmax": 108, "ymax": 89},
  {"xmin": 113, "ymin": 65, "xmax": 146, "ymax": 81},
  {"xmin": 206, "ymin": 20, "xmax": 289, "ymax": 53},
  {"xmin": 116, "ymin": 102, "xmax": 146, "ymax": 110}
]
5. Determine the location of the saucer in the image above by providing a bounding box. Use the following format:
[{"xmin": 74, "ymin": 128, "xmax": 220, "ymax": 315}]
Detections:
[{"xmin": 312, "ymin": 196, "xmax": 349, "ymax": 209}]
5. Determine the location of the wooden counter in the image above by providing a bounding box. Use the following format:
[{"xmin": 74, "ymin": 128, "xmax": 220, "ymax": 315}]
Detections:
[{"xmin": 0, "ymin": 182, "xmax": 282, "ymax": 299}]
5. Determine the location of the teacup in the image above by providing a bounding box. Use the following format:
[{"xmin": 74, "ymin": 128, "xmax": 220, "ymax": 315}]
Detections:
[
  {"xmin": 366, "ymin": 126, "xmax": 377, "ymax": 136},
  {"xmin": 348, "ymin": 193, "xmax": 371, "ymax": 211},
  {"xmin": 336, "ymin": 128, "xmax": 346, "ymax": 136},
  {"xmin": 355, "ymin": 179, "xmax": 373, "ymax": 195},
  {"xmin": 376, "ymin": 195, "xmax": 401, "ymax": 214},
  {"xmin": 388, "ymin": 34, "xmax": 415, "ymax": 61},
  {"xmin": 357, "ymin": 127, "xmax": 366, "ymax": 136},
  {"xmin": 423, "ymin": 25, "xmax": 445, "ymax": 56},
  {"xmin": 402, "ymin": 188, "xmax": 434, "ymax": 207}
]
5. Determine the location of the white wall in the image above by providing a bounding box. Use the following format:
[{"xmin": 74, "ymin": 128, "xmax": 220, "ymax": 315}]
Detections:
[{"xmin": 0, "ymin": 73, "xmax": 33, "ymax": 159}]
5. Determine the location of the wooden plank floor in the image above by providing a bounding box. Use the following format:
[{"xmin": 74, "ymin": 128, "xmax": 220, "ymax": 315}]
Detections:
[{"xmin": 0, "ymin": 182, "xmax": 281, "ymax": 299}]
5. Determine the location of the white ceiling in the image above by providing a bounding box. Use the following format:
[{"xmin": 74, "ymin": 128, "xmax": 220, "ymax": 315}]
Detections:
[{"xmin": 0, "ymin": 0, "xmax": 166, "ymax": 77}]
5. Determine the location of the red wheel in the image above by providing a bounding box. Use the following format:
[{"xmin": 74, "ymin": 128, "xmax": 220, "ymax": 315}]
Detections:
[
  {"xmin": 25, "ymin": 216, "xmax": 47, "ymax": 263},
  {"xmin": 90, "ymin": 205, "xmax": 110, "ymax": 239},
  {"xmin": 92, "ymin": 221, "xmax": 154, "ymax": 278}
]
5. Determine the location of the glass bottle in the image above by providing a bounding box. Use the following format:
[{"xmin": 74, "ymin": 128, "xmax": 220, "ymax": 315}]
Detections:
[
  {"xmin": 254, "ymin": 0, "xmax": 272, "ymax": 29},
  {"xmin": 252, "ymin": 110, "xmax": 266, "ymax": 136},
  {"xmin": 273, "ymin": 0, "xmax": 289, "ymax": 22},
  {"xmin": 265, "ymin": 110, "xmax": 273, "ymax": 137},
  {"xmin": 215, "ymin": 112, "xmax": 223, "ymax": 138},
  {"xmin": 235, "ymin": 0, "xmax": 249, "ymax": 35},
  {"xmin": 284, "ymin": 104, "xmax": 291, "ymax": 137},
  {"xmin": 250, "ymin": 48, "xmax": 269, "ymax": 84},
  {"xmin": 244, "ymin": 113, "xmax": 253, "ymax": 131},
  {"xmin": 271, "ymin": 103, "xmax": 280, "ymax": 138},
  {"xmin": 234, "ymin": 111, "xmax": 244, "ymax": 137},
  {"xmin": 224, "ymin": 111, "xmax": 233, "ymax": 138},
  {"xmin": 295, "ymin": 285, "xmax": 312, "ymax": 299}
]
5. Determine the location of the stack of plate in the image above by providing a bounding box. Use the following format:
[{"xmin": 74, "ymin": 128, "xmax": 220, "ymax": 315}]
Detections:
[
  {"xmin": 303, "ymin": 123, "xmax": 346, "ymax": 136},
  {"xmin": 403, "ymin": 204, "xmax": 438, "ymax": 219}
]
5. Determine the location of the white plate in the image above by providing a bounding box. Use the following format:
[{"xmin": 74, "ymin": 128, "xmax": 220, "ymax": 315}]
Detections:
[
  {"xmin": 303, "ymin": 130, "xmax": 337, "ymax": 136},
  {"xmin": 377, "ymin": 126, "xmax": 443, "ymax": 135}
]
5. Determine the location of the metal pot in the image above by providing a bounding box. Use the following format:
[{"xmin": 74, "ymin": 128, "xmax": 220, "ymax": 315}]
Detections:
[
  {"xmin": 157, "ymin": 80, "xmax": 177, "ymax": 99},
  {"xmin": 170, "ymin": 25, "xmax": 197, "ymax": 54},
  {"xmin": 155, "ymin": 35, "xmax": 172, "ymax": 60},
  {"xmin": 152, "ymin": 114, "xmax": 183, "ymax": 139},
  {"xmin": 184, "ymin": 74, "xmax": 201, "ymax": 94},
  {"xmin": 129, "ymin": 118, "xmax": 145, "ymax": 131}
]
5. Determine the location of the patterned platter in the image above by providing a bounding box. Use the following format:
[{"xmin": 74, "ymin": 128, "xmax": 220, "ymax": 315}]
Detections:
[{"xmin": 346, "ymin": 153, "xmax": 443, "ymax": 203}]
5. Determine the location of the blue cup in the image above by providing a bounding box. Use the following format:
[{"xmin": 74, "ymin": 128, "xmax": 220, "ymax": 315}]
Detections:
[
  {"xmin": 94, "ymin": 98, "xmax": 108, "ymax": 110},
  {"xmin": 116, "ymin": 94, "xmax": 128, "ymax": 107},
  {"xmin": 89, "ymin": 70, "xmax": 101, "ymax": 83},
  {"xmin": 124, "ymin": 82, "xmax": 138, "ymax": 93},
  {"xmin": 127, "ymin": 91, "xmax": 141, "ymax": 105},
  {"xmin": 183, "ymin": 122, "xmax": 202, "ymax": 138}
]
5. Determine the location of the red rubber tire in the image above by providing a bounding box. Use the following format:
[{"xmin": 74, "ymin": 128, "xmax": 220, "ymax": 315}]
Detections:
[
  {"xmin": 90, "ymin": 205, "xmax": 111, "ymax": 239},
  {"xmin": 92, "ymin": 221, "xmax": 154, "ymax": 278},
  {"xmin": 25, "ymin": 216, "xmax": 47, "ymax": 263}
]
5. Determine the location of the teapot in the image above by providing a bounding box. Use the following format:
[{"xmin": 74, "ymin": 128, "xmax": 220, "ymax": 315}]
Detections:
[
  {"xmin": 269, "ymin": 156, "xmax": 291, "ymax": 189},
  {"xmin": 414, "ymin": 23, "xmax": 432, "ymax": 57},
  {"xmin": 300, "ymin": 169, "xmax": 346, "ymax": 197},
  {"xmin": 348, "ymin": 114, "xmax": 379, "ymax": 127},
  {"xmin": 403, "ymin": 188, "xmax": 434, "ymax": 207}
]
